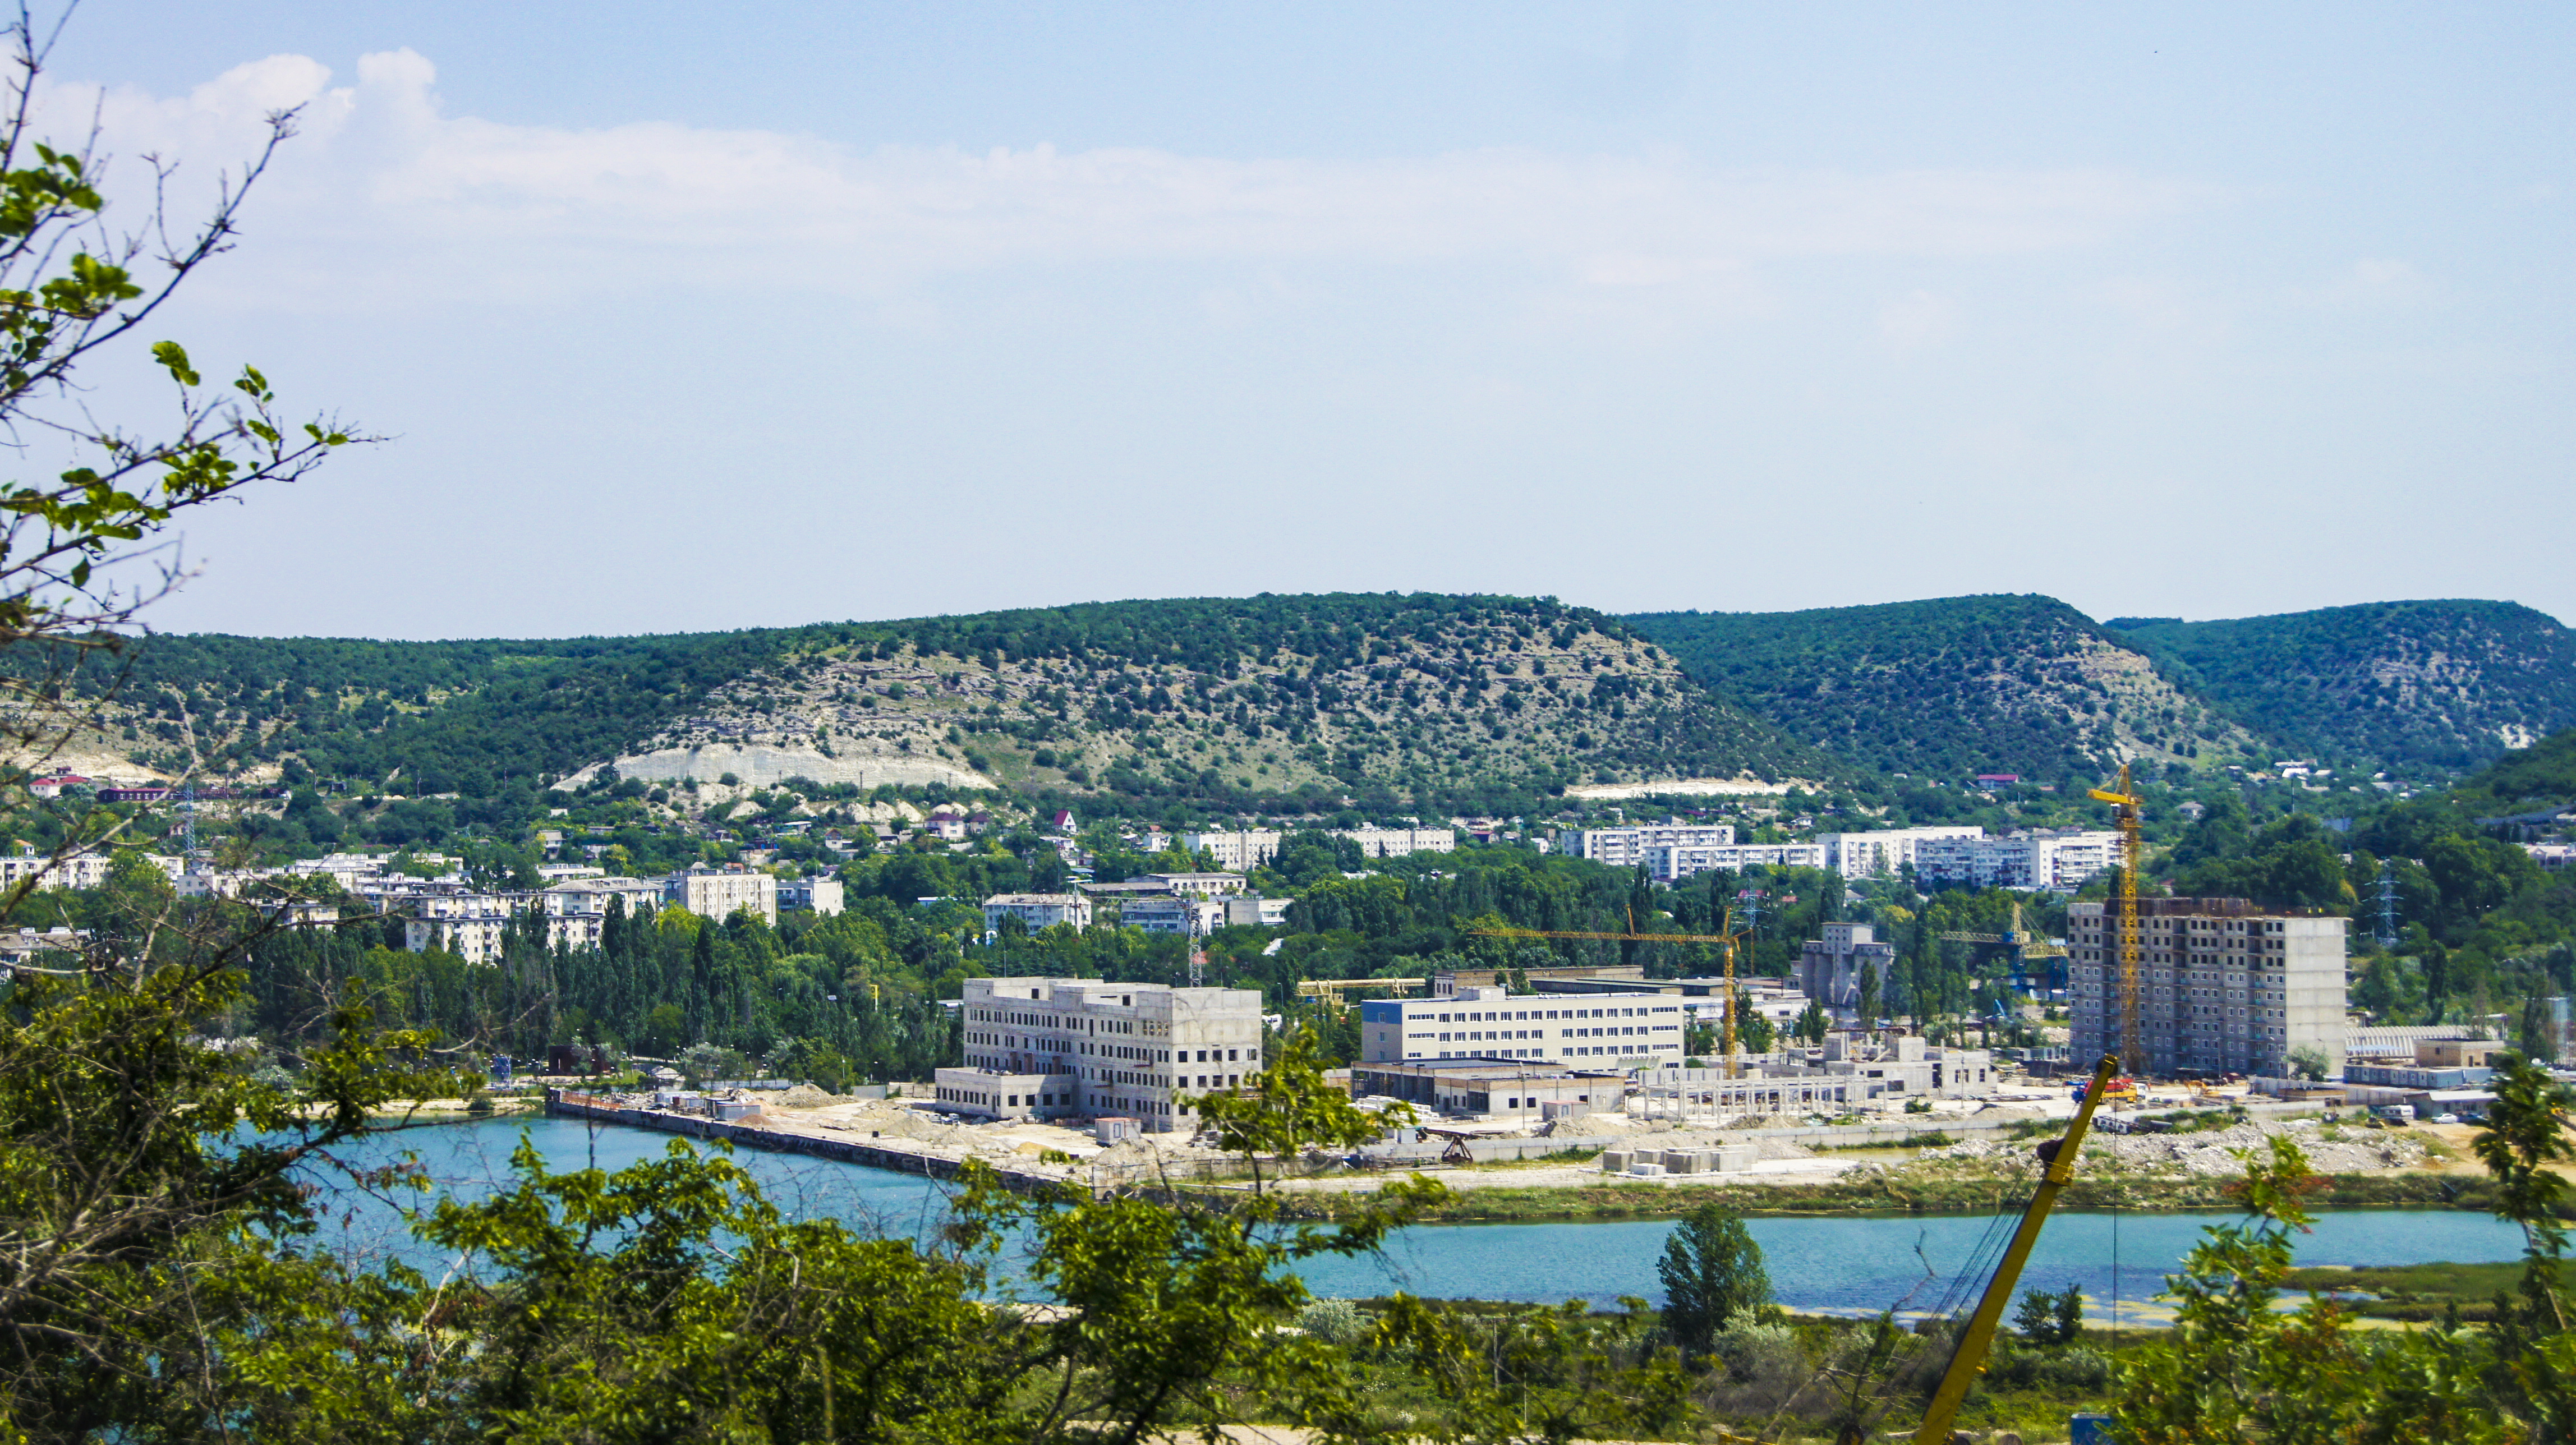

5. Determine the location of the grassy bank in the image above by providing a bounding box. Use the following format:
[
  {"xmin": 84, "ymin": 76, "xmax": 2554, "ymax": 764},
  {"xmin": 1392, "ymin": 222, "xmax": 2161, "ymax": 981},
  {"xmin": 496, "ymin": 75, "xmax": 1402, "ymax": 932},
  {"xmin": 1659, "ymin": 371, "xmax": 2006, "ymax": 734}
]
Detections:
[
  {"xmin": 1285, "ymin": 1170, "xmax": 2501, "ymax": 1223},
  {"xmin": 2281, "ymin": 1260, "xmax": 2561, "ymax": 1323}
]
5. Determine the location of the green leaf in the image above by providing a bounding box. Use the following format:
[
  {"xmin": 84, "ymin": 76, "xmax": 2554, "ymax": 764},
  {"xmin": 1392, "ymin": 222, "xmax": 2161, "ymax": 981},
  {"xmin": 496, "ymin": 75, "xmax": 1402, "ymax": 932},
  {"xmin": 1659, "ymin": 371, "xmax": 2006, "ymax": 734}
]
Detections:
[{"xmin": 151, "ymin": 340, "xmax": 200, "ymax": 388}]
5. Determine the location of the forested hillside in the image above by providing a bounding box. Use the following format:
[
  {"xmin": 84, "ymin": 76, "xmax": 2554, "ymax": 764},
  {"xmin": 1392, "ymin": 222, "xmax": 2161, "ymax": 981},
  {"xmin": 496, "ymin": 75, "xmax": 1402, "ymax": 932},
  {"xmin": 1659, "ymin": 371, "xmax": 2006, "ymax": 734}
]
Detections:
[
  {"xmin": 25, "ymin": 594, "xmax": 1823, "ymax": 825},
  {"xmin": 2109, "ymin": 601, "xmax": 2576, "ymax": 774},
  {"xmin": 1627, "ymin": 595, "xmax": 2256, "ymax": 785}
]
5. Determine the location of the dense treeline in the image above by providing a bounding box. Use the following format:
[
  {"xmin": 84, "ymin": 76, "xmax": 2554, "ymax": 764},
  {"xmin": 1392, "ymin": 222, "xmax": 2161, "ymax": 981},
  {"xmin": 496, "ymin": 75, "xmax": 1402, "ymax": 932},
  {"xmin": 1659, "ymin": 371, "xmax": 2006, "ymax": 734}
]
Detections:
[
  {"xmin": 2115, "ymin": 600, "xmax": 2576, "ymax": 774},
  {"xmin": 1628, "ymin": 594, "xmax": 2237, "ymax": 786}
]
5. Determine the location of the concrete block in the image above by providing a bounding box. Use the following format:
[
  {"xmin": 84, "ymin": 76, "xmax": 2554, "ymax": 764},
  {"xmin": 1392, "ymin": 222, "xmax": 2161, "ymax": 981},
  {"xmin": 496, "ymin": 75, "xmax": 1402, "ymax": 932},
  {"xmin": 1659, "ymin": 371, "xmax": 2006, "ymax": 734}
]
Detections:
[
  {"xmin": 1715, "ymin": 1146, "xmax": 1756, "ymax": 1173},
  {"xmin": 1600, "ymin": 1149, "xmax": 1630, "ymax": 1173},
  {"xmin": 1626, "ymin": 1161, "xmax": 1666, "ymax": 1177}
]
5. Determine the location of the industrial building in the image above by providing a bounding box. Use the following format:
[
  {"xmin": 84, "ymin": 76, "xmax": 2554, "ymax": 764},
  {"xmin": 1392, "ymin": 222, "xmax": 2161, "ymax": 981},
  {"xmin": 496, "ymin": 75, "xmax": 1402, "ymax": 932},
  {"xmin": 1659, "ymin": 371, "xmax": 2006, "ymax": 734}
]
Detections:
[
  {"xmin": 1349, "ymin": 1058, "xmax": 1625, "ymax": 1120},
  {"xmin": 2067, "ymin": 897, "xmax": 2347, "ymax": 1078},
  {"xmin": 1797, "ymin": 921, "xmax": 1898, "ymax": 1013},
  {"xmin": 935, "ymin": 976, "xmax": 1265, "ymax": 1132},
  {"xmin": 1635, "ymin": 1033, "xmax": 1998, "ymax": 1115},
  {"xmin": 1357, "ymin": 984, "xmax": 1688, "ymax": 1067}
]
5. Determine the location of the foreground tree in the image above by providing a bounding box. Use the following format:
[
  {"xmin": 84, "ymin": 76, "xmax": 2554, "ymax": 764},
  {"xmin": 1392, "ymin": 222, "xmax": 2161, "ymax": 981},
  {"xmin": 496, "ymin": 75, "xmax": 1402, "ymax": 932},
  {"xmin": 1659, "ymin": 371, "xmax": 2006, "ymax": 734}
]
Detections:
[{"xmin": 1657, "ymin": 1201, "xmax": 1772, "ymax": 1358}]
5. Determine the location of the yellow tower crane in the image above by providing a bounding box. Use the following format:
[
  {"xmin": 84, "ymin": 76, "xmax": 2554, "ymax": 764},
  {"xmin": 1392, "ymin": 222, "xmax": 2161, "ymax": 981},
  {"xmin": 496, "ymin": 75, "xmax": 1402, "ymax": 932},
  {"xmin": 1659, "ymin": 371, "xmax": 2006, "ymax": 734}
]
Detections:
[
  {"xmin": 1715, "ymin": 906, "xmax": 1755, "ymax": 1078},
  {"xmin": 2088, "ymin": 763, "xmax": 2146, "ymax": 1075}
]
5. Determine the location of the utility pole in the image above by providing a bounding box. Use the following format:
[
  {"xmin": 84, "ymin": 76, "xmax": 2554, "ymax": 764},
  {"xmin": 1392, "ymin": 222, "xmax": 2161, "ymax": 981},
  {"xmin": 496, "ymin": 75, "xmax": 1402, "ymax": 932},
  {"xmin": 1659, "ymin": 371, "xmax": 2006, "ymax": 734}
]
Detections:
[{"xmin": 2374, "ymin": 862, "xmax": 2400, "ymax": 950}]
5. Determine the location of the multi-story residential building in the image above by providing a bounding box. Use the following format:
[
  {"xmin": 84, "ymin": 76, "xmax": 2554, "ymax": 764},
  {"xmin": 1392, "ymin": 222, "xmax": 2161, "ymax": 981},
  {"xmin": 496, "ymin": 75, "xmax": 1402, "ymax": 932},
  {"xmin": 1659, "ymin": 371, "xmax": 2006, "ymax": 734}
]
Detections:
[
  {"xmin": 1915, "ymin": 829, "xmax": 2123, "ymax": 891},
  {"xmin": 1568, "ymin": 821, "xmax": 1735, "ymax": 869},
  {"xmin": 777, "ymin": 877, "xmax": 845, "ymax": 915},
  {"xmin": 2067, "ymin": 897, "xmax": 2346, "ymax": 1078},
  {"xmin": 1120, "ymin": 894, "xmax": 1229, "ymax": 937},
  {"xmin": 1139, "ymin": 872, "xmax": 1248, "ymax": 897},
  {"xmin": 1179, "ymin": 831, "xmax": 1282, "ymax": 870},
  {"xmin": 982, "ymin": 892, "xmax": 1094, "ymax": 939},
  {"xmin": 672, "ymin": 867, "xmax": 778, "ymax": 926},
  {"xmin": 1645, "ymin": 841, "xmax": 1828, "ymax": 882},
  {"xmin": 0, "ymin": 845, "xmax": 182, "ymax": 892},
  {"xmin": 1223, "ymin": 894, "xmax": 1290, "ymax": 928},
  {"xmin": 1798, "ymin": 922, "xmax": 1899, "ymax": 1012},
  {"xmin": 1816, "ymin": 827, "xmax": 1985, "ymax": 880},
  {"xmin": 936, "ymin": 976, "xmax": 1265, "ymax": 1131},
  {"xmin": 1330, "ymin": 826, "xmax": 1457, "ymax": 858},
  {"xmin": 1357, "ymin": 985, "xmax": 1688, "ymax": 1068}
]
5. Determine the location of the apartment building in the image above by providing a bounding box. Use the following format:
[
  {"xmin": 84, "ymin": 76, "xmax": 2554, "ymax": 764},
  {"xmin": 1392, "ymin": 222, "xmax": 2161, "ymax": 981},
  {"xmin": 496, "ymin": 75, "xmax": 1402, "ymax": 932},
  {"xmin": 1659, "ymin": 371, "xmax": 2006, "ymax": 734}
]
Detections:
[
  {"xmin": 982, "ymin": 892, "xmax": 1094, "ymax": 939},
  {"xmin": 1357, "ymin": 984, "xmax": 1687, "ymax": 1068},
  {"xmin": 1568, "ymin": 821, "xmax": 1735, "ymax": 869},
  {"xmin": 1645, "ymin": 840, "xmax": 1829, "ymax": 883},
  {"xmin": 673, "ymin": 868, "xmax": 778, "ymax": 926},
  {"xmin": 1119, "ymin": 894, "xmax": 1229, "ymax": 937},
  {"xmin": 935, "ymin": 976, "xmax": 1266, "ymax": 1132},
  {"xmin": 1816, "ymin": 827, "xmax": 1985, "ymax": 880},
  {"xmin": 1179, "ymin": 830, "xmax": 1283, "ymax": 870},
  {"xmin": 776, "ymin": 877, "xmax": 846, "ymax": 915},
  {"xmin": 1916, "ymin": 829, "xmax": 2122, "ymax": 891},
  {"xmin": 2067, "ymin": 896, "xmax": 2346, "ymax": 1078},
  {"xmin": 1330, "ymin": 826, "xmax": 1457, "ymax": 858}
]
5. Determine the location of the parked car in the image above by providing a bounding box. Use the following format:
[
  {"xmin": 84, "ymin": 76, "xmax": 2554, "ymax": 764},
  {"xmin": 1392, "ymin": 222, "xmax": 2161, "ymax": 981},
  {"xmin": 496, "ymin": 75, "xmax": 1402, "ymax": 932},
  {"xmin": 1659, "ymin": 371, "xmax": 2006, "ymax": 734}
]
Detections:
[{"xmin": 2433, "ymin": 1112, "xmax": 2461, "ymax": 1124}]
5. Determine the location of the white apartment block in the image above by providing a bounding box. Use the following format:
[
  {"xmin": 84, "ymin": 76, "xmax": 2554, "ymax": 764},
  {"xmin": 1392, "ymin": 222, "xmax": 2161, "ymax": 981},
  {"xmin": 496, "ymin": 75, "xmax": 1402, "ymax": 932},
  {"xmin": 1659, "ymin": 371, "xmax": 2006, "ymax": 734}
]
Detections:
[
  {"xmin": 1645, "ymin": 841, "xmax": 1828, "ymax": 883},
  {"xmin": 983, "ymin": 892, "xmax": 1094, "ymax": 939},
  {"xmin": 673, "ymin": 868, "xmax": 778, "ymax": 926},
  {"xmin": 1569, "ymin": 822, "xmax": 1735, "ymax": 869},
  {"xmin": 1916, "ymin": 829, "xmax": 2123, "ymax": 891},
  {"xmin": 1330, "ymin": 826, "xmax": 1457, "ymax": 858},
  {"xmin": 1180, "ymin": 830, "xmax": 1282, "ymax": 870},
  {"xmin": 1358, "ymin": 986, "xmax": 1687, "ymax": 1068},
  {"xmin": 0, "ymin": 847, "xmax": 182, "ymax": 892},
  {"xmin": 1817, "ymin": 827, "xmax": 1985, "ymax": 880},
  {"xmin": 1140, "ymin": 872, "xmax": 1248, "ymax": 896},
  {"xmin": 404, "ymin": 908, "xmax": 603, "ymax": 964},
  {"xmin": 1120, "ymin": 894, "xmax": 1229, "ymax": 937},
  {"xmin": 936, "ymin": 976, "xmax": 1266, "ymax": 1133},
  {"xmin": 777, "ymin": 877, "xmax": 845, "ymax": 915},
  {"xmin": 2067, "ymin": 898, "xmax": 2347, "ymax": 1078}
]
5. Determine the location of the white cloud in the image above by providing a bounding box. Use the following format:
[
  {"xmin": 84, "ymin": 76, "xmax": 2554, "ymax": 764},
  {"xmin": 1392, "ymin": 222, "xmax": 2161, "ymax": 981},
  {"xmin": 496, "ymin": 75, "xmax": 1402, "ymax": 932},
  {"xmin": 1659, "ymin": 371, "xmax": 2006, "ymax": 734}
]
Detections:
[{"xmin": 43, "ymin": 50, "xmax": 2214, "ymax": 311}]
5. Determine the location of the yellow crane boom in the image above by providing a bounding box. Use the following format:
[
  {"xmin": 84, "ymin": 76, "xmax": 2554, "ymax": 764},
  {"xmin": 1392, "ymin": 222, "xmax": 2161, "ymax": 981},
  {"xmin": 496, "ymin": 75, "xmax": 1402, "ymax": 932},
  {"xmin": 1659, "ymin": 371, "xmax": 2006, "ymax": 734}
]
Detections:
[{"xmin": 1912, "ymin": 1052, "xmax": 2122, "ymax": 1444}]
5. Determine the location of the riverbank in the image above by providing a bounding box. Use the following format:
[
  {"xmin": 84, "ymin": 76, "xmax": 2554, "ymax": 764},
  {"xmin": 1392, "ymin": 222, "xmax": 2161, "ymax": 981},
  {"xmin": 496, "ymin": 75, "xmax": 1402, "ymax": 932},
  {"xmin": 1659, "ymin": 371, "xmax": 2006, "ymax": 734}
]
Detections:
[{"xmin": 1278, "ymin": 1167, "xmax": 2500, "ymax": 1222}]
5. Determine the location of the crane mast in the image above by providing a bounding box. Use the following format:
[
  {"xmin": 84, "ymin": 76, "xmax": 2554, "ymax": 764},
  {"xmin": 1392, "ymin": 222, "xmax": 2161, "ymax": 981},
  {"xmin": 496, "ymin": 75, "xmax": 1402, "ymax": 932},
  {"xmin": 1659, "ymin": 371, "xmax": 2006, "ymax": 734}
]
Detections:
[{"xmin": 2087, "ymin": 763, "xmax": 2146, "ymax": 1075}]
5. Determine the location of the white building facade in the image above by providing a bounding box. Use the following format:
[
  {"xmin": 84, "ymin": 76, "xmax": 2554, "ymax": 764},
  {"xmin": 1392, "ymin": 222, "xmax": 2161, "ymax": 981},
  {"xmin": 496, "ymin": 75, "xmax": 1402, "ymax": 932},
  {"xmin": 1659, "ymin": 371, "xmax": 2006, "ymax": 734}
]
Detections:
[
  {"xmin": 1358, "ymin": 985, "xmax": 1687, "ymax": 1067},
  {"xmin": 1644, "ymin": 841, "xmax": 1829, "ymax": 883},
  {"xmin": 1179, "ymin": 830, "xmax": 1283, "ymax": 870},
  {"xmin": 1330, "ymin": 826, "xmax": 1457, "ymax": 858},
  {"xmin": 1568, "ymin": 822, "xmax": 1735, "ymax": 869},
  {"xmin": 1816, "ymin": 827, "xmax": 1985, "ymax": 880},
  {"xmin": 937, "ymin": 976, "xmax": 1266, "ymax": 1133},
  {"xmin": 982, "ymin": 892, "xmax": 1093, "ymax": 938},
  {"xmin": 1916, "ymin": 830, "xmax": 2123, "ymax": 891}
]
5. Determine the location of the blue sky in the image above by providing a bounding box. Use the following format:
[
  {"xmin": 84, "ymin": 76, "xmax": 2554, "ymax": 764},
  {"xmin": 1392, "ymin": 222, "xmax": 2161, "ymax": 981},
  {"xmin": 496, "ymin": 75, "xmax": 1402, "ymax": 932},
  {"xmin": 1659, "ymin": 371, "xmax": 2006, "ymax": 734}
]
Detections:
[{"xmin": 47, "ymin": 3, "xmax": 2575, "ymax": 638}]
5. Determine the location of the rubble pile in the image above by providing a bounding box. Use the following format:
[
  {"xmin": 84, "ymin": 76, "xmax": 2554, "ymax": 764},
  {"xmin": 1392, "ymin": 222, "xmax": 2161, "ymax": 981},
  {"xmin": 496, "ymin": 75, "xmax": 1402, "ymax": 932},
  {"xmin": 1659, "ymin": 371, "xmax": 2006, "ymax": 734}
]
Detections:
[{"xmin": 1917, "ymin": 1120, "xmax": 2428, "ymax": 1176}]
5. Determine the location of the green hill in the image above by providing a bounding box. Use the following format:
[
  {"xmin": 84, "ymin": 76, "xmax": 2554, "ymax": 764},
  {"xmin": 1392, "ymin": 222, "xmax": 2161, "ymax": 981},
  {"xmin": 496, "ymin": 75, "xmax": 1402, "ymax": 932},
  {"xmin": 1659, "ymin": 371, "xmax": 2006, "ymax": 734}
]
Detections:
[
  {"xmin": 28, "ymin": 594, "xmax": 1826, "ymax": 826},
  {"xmin": 2110, "ymin": 601, "xmax": 2576, "ymax": 774},
  {"xmin": 1625, "ymin": 595, "xmax": 2256, "ymax": 785}
]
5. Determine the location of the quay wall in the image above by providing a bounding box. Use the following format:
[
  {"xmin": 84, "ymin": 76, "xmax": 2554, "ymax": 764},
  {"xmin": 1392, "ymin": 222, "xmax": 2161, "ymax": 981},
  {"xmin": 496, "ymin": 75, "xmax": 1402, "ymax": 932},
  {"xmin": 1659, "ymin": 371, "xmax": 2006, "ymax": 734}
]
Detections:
[{"xmin": 544, "ymin": 1089, "xmax": 1060, "ymax": 1193}]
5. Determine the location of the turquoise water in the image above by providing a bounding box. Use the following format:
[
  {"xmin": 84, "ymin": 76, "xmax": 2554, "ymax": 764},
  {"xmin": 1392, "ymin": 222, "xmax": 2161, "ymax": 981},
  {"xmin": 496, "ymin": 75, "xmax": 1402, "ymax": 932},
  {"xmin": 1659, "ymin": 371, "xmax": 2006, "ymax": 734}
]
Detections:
[{"xmin": 305, "ymin": 1116, "xmax": 2529, "ymax": 1327}]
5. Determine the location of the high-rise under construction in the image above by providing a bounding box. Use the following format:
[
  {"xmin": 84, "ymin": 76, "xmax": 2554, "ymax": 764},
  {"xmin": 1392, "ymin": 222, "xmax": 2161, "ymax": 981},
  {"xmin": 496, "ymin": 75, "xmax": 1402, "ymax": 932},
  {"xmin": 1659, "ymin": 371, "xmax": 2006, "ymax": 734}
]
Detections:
[{"xmin": 2067, "ymin": 896, "xmax": 2347, "ymax": 1078}]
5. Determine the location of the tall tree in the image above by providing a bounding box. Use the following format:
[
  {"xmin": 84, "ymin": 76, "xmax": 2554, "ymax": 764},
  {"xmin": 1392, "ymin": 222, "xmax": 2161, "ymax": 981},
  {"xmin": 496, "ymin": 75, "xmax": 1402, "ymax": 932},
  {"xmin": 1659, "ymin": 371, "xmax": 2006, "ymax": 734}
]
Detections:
[{"xmin": 1656, "ymin": 1202, "xmax": 1772, "ymax": 1357}]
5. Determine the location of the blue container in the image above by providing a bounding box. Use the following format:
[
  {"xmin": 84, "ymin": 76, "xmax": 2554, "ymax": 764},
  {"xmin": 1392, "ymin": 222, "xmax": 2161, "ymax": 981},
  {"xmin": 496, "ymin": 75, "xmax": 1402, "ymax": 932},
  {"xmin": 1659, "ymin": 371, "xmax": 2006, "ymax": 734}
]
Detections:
[
  {"xmin": 2069, "ymin": 1412, "xmax": 2115, "ymax": 1444},
  {"xmin": 490, "ymin": 1054, "xmax": 513, "ymax": 1083}
]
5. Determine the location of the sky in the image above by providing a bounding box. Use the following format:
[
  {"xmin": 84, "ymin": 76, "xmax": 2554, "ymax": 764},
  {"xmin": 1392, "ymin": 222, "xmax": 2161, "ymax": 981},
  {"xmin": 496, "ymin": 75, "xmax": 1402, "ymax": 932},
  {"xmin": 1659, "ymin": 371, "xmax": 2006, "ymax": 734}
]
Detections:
[{"xmin": 36, "ymin": 2, "xmax": 2576, "ymax": 639}]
